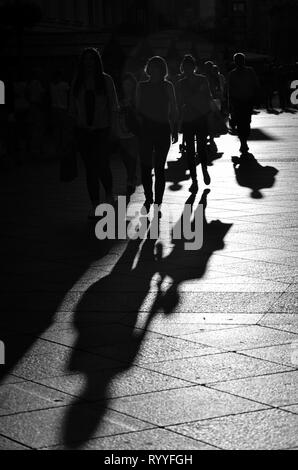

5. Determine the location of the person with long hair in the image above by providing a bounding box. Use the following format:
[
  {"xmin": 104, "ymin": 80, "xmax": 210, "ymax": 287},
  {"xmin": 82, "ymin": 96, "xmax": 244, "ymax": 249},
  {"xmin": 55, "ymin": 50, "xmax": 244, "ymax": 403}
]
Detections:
[
  {"xmin": 137, "ymin": 56, "xmax": 178, "ymax": 215},
  {"xmin": 117, "ymin": 72, "xmax": 140, "ymax": 200},
  {"xmin": 70, "ymin": 48, "xmax": 119, "ymax": 218},
  {"xmin": 176, "ymin": 55, "xmax": 212, "ymax": 193}
]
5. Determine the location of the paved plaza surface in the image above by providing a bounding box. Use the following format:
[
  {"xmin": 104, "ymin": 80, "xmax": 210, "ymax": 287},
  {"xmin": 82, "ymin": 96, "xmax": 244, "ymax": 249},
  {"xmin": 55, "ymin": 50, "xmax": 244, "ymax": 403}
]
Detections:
[{"xmin": 0, "ymin": 111, "xmax": 298, "ymax": 450}]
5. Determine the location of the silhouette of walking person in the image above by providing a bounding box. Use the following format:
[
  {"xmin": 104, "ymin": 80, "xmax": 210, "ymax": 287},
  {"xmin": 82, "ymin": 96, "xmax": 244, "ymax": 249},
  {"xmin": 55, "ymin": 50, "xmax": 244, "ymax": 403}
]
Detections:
[
  {"xmin": 228, "ymin": 53, "xmax": 259, "ymax": 155},
  {"xmin": 117, "ymin": 73, "xmax": 140, "ymax": 200},
  {"xmin": 137, "ymin": 56, "xmax": 178, "ymax": 216},
  {"xmin": 176, "ymin": 55, "xmax": 212, "ymax": 193},
  {"xmin": 203, "ymin": 60, "xmax": 219, "ymax": 154},
  {"xmin": 70, "ymin": 48, "xmax": 119, "ymax": 219}
]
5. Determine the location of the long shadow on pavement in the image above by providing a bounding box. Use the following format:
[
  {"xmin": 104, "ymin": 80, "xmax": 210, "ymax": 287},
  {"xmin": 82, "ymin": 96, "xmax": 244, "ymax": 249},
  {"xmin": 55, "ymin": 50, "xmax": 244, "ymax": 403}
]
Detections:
[
  {"xmin": 232, "ymin": 153, "xmax": 279, "ymax": 199},
  {"xmin": 62, "ymin": 190, "xmax": 233, "ymax": 448},
  {"xmin": 165, "ymin": 145, "xmax": 224, "ymax": 193},
  {"xmin": 0, "ymin": 161, "xmax": 119, "ymax": 383}
]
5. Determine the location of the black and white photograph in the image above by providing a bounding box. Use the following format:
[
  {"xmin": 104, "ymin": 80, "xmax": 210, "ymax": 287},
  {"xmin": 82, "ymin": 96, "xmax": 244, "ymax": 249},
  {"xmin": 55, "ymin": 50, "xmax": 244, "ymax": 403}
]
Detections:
[{"xmin": 0, "ymin": 0, "xmax": 297, "ymax": 454}]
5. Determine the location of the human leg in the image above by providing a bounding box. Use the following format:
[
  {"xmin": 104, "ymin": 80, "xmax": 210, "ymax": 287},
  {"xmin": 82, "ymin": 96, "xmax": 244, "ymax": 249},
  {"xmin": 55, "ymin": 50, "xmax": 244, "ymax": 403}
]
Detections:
[
  {"xmin": 77, "ymin": 129, "xmax": 100, "ymax": 207},
  {"xmin": 120, "ymin": 137, "xmax": 138, "ymax": 197},
  {"xmin": 197, "ymin": 116, "xmax": 210, "ymax": 185},
  {"xmin": 238, "ymin": 105, "xmax": 252, "ymax": 154},
  {"xmin": 96, "ymin": 130, "xmax": 113, "ymax": 199},
  {"xmin": 183, "ymin": 122, "xmax": 198, "ymax": 191},
  {"xmin": 153, "ymin": 126, "xmax": 171, "ymax": 206},
  {"xmin": 139, "ymin": 130, "xmax": 154, "ymax": 209}
]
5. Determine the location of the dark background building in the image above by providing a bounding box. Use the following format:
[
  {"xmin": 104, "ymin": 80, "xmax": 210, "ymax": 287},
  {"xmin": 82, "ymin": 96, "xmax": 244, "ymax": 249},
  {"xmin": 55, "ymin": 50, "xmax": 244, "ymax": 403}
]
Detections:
[{"xmin": 1, "ymin": 0, "xmax": 297, "ymax": 79}]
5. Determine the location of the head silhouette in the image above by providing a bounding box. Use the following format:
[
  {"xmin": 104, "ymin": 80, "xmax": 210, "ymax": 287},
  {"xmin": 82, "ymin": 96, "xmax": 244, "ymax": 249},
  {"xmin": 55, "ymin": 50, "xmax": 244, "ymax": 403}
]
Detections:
[
  {"xmin": 234, "ymin": 53, "xmax": 246, "ymax": 68},
  {"xmin": 180, "ymin": 54, "xmax": 196, "ymax": 77},
  {"xmin": 145, "ymin": 56, "xmax": 168, "ymax": 82},
  {"xmin": 73, "ymin": 48, "xmax": 105, "ymax": 97},
  {"xmin": 204, "ymin": 61, "xmax": 214, "ymax": 76}
]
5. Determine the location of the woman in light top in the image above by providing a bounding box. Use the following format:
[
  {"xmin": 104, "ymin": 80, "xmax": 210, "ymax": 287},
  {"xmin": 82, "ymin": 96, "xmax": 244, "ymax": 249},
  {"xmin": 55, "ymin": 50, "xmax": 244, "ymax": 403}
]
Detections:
[
  {"xmin": 70, "ymin": 48, "xmax": 119, "ymax": 219},
  {"xmin": 137, "ymin": 56, "xmax": 178, "ymax": 215}
]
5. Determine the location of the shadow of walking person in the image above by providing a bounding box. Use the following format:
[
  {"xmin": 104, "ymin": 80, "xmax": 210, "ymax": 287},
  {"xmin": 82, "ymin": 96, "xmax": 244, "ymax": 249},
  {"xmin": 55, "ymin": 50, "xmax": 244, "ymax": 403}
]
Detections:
[
  {"xmin": 62, "ymin": 219, "xmax": 164, "ymax": 448},
  {"xmin": 62, "ymin": 191, "xmax": 232, "ymax": 448},
  {"xmin": 151, "ymin": 190, "xmax": 233, "ymax": 316},
  {"xmin": 232, "ymin": 153, "xmax": 279, "ymax": 199},
  {"xmin": 165, "ymin": 156, "xmax": 190, "ymax": 192}
]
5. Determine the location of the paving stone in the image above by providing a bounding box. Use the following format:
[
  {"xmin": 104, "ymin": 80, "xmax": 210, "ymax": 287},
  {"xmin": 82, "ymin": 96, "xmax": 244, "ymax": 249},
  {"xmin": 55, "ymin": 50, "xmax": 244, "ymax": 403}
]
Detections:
[
  {"xmin": 269, "ymin": 292, "xmax": 298, "ymax": 313},
  {"xmin": 106, "ymin": 386, "xmax": 266, "ymax": 426},
  {"xmin": 259, "ymin": 314, "xmax": 298, "ymax": 334},
  {"xmin": 0, "ymin": 374, "xmax": 25, "ymax": 385},
  {"xmin": 93, "ymin": 333, "xmax": 221, "ymax": 365},
  {"xmin": 38, "ymin": 323, "xmax": 140, "ymax": 349},
  {"xmin": 0, "ymin": 405, "xmax": 151, "ymax": 449},
  {"xmin": 45, "ymin": 428, "xmax": 217, "ymax": 450},
  {"xmin": 212, "ymin": 261, "xmax": 298, "ymax": 282},
  {"xmin": 52, "ymin": 310, "xmax": 128, "ymax": 324},
  {"xmin": 0, "ymin": 381, "xmax": 75, "ymax": 416},
  {"xmin": 144, "ymin": 323, "xmax": 242, "ymax": 336},
  {"xmin": 19, "ymin": 340, "xmax": 74, "ymax": 357},
  {"xmin": 122, "ymin": 312, "xmax": 264, "ymax": 328},
  {"xmin": 281, "ymin": 405, "xmax": 298, "ymax": 414},
  {"xmin": 141, "ymin": 292, "xmax": 282, "ymax": 314},
  {"xmin": 169, "ymin": 409, "xmax": 298, "ymax": 450},
  {"xmin": 243, "ymin": 343, "xmax": 298, "ymax": 368},
  {"xmin": 224, "ymin": 233, "xmax": 298, "ymax": 251},
  {"xmin": 286, "ymin": 284, "xmax": 298, "ymax": 292},
  {"xmin": 142, "ymin": 352, "xmax": 291, "ymax": 385},
  {"xmin": 0, "ymin": 435, "xmax": 29, "ymax": 450},
  {"xmin": 36, "ymin": 366, "xmax": 191, "ymax": 400},
  {"xmin": 174, "ymin": 280, "xmax": 288, "ymax": 293},
  {"xmin": 210, "ymin": 371, "xmax": 298, "ymax": 407},
  {"xmin": 218, "ymin": 250, "xmax": 298, "ymax": 267},
  {"xmin": 11, "ymin": 350, "xmax": 123, "ymax": 380},
  {"xmin": 179, "ymin": 325, "xmax": 297, "ymax": 351}
]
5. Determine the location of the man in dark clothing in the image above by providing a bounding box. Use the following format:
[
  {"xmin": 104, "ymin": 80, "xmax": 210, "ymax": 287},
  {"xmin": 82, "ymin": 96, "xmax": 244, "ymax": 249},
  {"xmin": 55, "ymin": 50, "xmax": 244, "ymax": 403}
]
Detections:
[
  {"xmin": 176, "ymin": 55, "xmax": 212, "ymax": 193},
  {"xmin": 228, "ymin": 53, "xmax": 259, "ymax": 155}
]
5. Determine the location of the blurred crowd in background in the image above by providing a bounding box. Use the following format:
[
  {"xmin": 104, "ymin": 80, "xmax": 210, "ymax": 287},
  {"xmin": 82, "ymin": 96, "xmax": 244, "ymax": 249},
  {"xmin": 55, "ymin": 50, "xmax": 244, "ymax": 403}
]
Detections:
[{"xmin": 0, "ymin": 56, "xmax": 298, "ymax": 170}]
